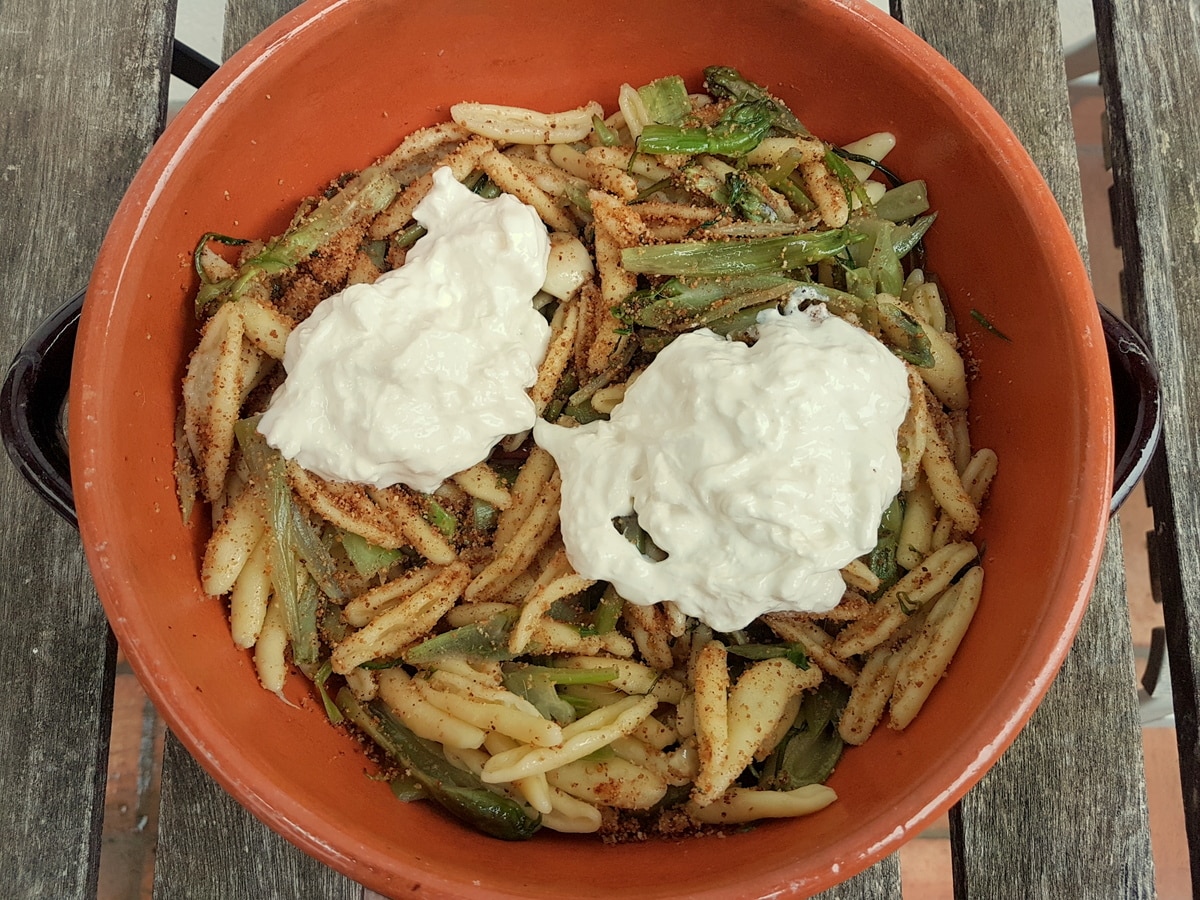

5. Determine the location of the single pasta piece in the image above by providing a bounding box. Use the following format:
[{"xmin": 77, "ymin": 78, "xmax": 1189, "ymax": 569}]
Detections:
[
  {"xmin": 686, "ymin": 784, "xmax": 838, "ymax": 824},
  {"xmin": 343, "ymin": 565, "xmax": 444, "ymax": 628},
  {"xmin": 228, "ymin": 532, "xmax": 270, "ymax": 648},
  {"xmin": 253, "ymin": 596, "xmax": 289, "ymax": 696},
  {"xmin": 450, "ymin": 100, "xmax": 605, "ymax": 144},
  {"xmin": 201, "ymin": 486, "xmax": 265, "ymax": 597},
  {"xmin": 481, "ymin": 694, "xmax": 658, "ymax": 783},
  {"xmin": 466, "ymin": 473, "xmax": 562, "ymax": 602},
  {"xmin": 183, "ymin": 301, "xmax": 247, "ymax": 502},
  {"xmin": 545, "ymin": 757, "xmax": 668, "ymax": 810},
  {"xmin": 528, "ymin": 301, "xmax": 580, "ymax": 417},
  {"xmin": 890, "ymin": 566, "xmax": 985, "ymax": 729},
  {"xmin": 839, "ymin": 644, "xmax": 905, "ymax": 746},
  {"xmin": 377, "ymin": 668, "xmax": 487, "ymax": 749}
]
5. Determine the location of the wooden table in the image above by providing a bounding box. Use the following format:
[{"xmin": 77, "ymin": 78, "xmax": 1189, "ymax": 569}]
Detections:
[{"xmin": 0, "ymin": 0, "xmax": 1194, "ymax": 896}]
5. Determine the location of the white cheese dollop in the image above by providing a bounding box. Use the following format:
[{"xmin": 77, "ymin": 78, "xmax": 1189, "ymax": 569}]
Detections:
[
  {"xmin": 533, "ymin": 305, "xmax": 910, "ymax": 633},
  {"xmin": 258, "ymin": 167, "xmax": 551, "ymax": 492}
]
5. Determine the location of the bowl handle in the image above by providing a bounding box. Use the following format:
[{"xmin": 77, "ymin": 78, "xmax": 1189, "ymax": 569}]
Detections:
[
  {"xmin": 1100, "ymin": 304, "xmax": 1162, "ymax": 514},
  {"xmin": 1, "ymin": 289, "xmax": 82, "ymax": 527},
  {"xmin": 0, "ymin": 42, "xmax": 220, "ymax": 530},
  {"xmin": 0, "ymin": 297, "xmax": 1164, "ymax": 528}
]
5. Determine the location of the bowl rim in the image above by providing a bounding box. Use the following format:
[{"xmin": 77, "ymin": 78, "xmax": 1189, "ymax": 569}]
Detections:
[{"xmin": 72, "ymin": 0, "xmax": 1115, "ymax": 895}]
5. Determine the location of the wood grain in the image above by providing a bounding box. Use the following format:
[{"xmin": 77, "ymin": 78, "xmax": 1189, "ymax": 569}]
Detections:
[
  {"xmin": 895, "ymin": 0, "xmax": 1156, "ymax": 896},
  {"xmin": 0, "ymin": 0, "xmax": 175, "ymax": 897},
  {"xmin": 224, "ymin": 0, "xmax": 306, "ymax": 60},
  {"xmin": 816, "ymin": 859, "xmax": 902, "ymax": 900},
  {"xmin": 153, "ymin": 735, "xmax": 363, "ymax": 899},
  {"xmin": 1095, "ymin": 0, "xmax": 1200, "ymax": 893}
]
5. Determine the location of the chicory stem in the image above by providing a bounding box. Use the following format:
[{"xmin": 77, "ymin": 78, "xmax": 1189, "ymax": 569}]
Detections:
[
  {"xmin": 405, "ymin": 609, "xmax": 518, "ymax": 664},
  {"xmin": 337, "ymin": 688, "xmax": 541, "ymax": 840},
  {"xmin": 703, "ymin": 65, "xmax": 808, "ymax": 136},
  {"xmin": 621, "ymin": 228, "xmax": 861, "ymax": 276},
  {"xmin": 622, "ymin": 274, "xmax": 799, "ymax": 331},
  {"xmin": 235, "ymin": 418, "xmax": 324, "ymax": 665},
  {"xmin": 195, "ymin": 165, "xmax": 399, "ymax": 316},
  {"xmin": 637, "ymin": 99, "xmax": 778, "ymax": 157}
]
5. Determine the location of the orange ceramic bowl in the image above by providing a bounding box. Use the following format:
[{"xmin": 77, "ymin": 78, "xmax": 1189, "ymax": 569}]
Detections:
[{"xmin": 73, "ymin": 0, "xmax": 1112, "ymax": 896}]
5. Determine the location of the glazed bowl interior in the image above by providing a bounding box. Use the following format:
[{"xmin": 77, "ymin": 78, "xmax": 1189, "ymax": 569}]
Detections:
[{"xmin": 73, "ymin": 0, "xmax": 1112, "ymax": 897}]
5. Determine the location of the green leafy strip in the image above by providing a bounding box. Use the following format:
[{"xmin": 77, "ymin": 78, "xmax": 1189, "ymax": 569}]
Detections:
[
  {"xmin": 341, "ymin": 529, "xmax": 403, "ymax": 578},
  {"xmin": 502, "ymin": 664, "xmax": 618, "ymax": 725},
  {"xmin": 621, "ymin": 228, "xmax": 860, "ymax": 277},
  {"xmin": 637, "ymin": 99, "xmax": 780, "ymax": 157},
  {"xmin": 757, "ymin": 682, "xmax": 849, "ymax": 791},
  {"xmin": 726, "ymin": 642, "xmax": 810, "ymax": 670},
  {"xmin": 867, "ymin": 495, "xmax": 905, "ymax": 594},
  {"xmin": 703, "ymin": 65, "xmax": 809, "ymax": 136},
  {"xmin": 194, "ymin": 165, "xmax": 399, "ymax": 316},
  {"xmin": 337, "ymin": 688, "xmax": 540, "ymax": 840},
  {"xmin": 970, "ymin": 309, "xmax": 1013, "ymax": 342},
  {"xmin": 405, "ymin": 609, "xmax": 519, "ymax": 664},
  {"xmin": 312, "ymin": 660, "xmax": 344, "ymax": 724},
  {"xmin": 235, "ymin": 418, "xmax": 318, "ymax": 666}
]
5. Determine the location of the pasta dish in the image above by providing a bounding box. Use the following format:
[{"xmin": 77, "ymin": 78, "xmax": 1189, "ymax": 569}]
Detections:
[{"xmin": 176, "ymin": 67, "xmax": 996, "ymax": 841}]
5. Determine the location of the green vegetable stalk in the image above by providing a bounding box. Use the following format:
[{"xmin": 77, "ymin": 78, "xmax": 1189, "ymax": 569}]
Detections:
[
  {"xmin": 868, "ymin": 220, "xmax": 905, "ymax": 296},
  {"xmin": 425, "ymin": 497, "xmax": 458, "ymax": 538},
  {"xmin": 848, "ymin": 213, "xmax": 937, "ymax": 270},
  {"xmin": 703, "ymin": 66, "xmax": 809, "ymax": 136},
  {"xmin": 726, "ymin": 642, "xmax": 810, "ymax": 669},
  {"xmin": 592, "ymin": 114, "xmax": 620, "ymax": 147},
  {"xmin": 867, "ymin": 495, "xmax": 905, "ymax": 592},
  {"xmin": 873, "ymin": 180, "xmax": 930, "ymax": 222},
  {"xmin": 637, "ymin": 99, "xmax": 780, "ymax": 157},
  {"xmin": 637, "ymin": 74, "xmax": 692, "ymax": 126},
  {"xmin": 195, "ymin": 164, "xmax": 400, "ymax": 316},
  {"xmin": 757, "ymin": 682, "xmax": 849, "ymax": 791},
  {"xmin": 621, "ymin": 228, "xmax": 861, "ymax": 277},
  {"xmin": 501, "ymin": 664, "xmax": 618, "ymax": 725},
  {"xmin": 676, "ymin": 163, "xmax": 777, "ymax": 222},
  {"xmin": 591, "ymin": 585, "xmax": 625, "ymax": 634},
  {"xmin": 878, "ymin": 302, "xmax": 935, "ymax": 367},
  {"xmin": 235, "ymin": 418, "xmax": 320, "ymax": 667},
  {"xmin": 759, "ymin": 147, "xmax": 815, "ymax": 211},
  {"xmin": 621, "ymin": 274, "xmax": 799, "ymax": 331},
  {"xmin": 288, "ymin": 502, "xmax": 344, "ymax": 602},
  {"xmin": 405, "ymin": 609, "xmax": 519, "ymax": 664},
  {"xmin": 824, "ymin": 148, "xmax": 874, "ymax": 211},
  {"xmin": 311, "ymin": 660, "xmax": 344, "ymax": 724},
  {"xmin": 337, "ymin": 688, "xmax": 540, "ymax": 840},
  {"xmin": 341, "ymin": 529, "xmax": 404, "ymax": 578}
]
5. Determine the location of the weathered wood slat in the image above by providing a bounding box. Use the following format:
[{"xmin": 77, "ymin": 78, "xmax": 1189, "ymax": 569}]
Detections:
[
  {"xmin": 895, "ymin": 0, "xmax": 1156, "ymax": 896},
  {"xmin": 0, "ymin": 0, "xmax": 175, "ymax": 897},
  {"xmin": 816, "ymin": 862, "xmax": 902, "ymax": 899},
  {"xmin": 225, "ymin": 0, "xmax": 305, "ymax": 59},
  {"xmin": 153, "ymin": 734, "xmax": 364, "ymax": 899},
  {"xmin": 1095, "ymin": 0, "xmax": 1200, "ymax": 893}
]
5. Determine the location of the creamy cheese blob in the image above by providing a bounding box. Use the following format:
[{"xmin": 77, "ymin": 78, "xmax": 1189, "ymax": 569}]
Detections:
[
  {"xmin": 533, "ymin": 305, "xmax": 910, "ymax": 632},
  {"xmin": 259, "ymin": 167, "xmax": 551, "ymax": 492}
]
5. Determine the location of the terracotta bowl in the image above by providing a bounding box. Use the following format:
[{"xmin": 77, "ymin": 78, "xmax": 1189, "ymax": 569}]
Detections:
[{"xmin": 73, "ymin": 0, "xmax": 1112, "ymax": 896}]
